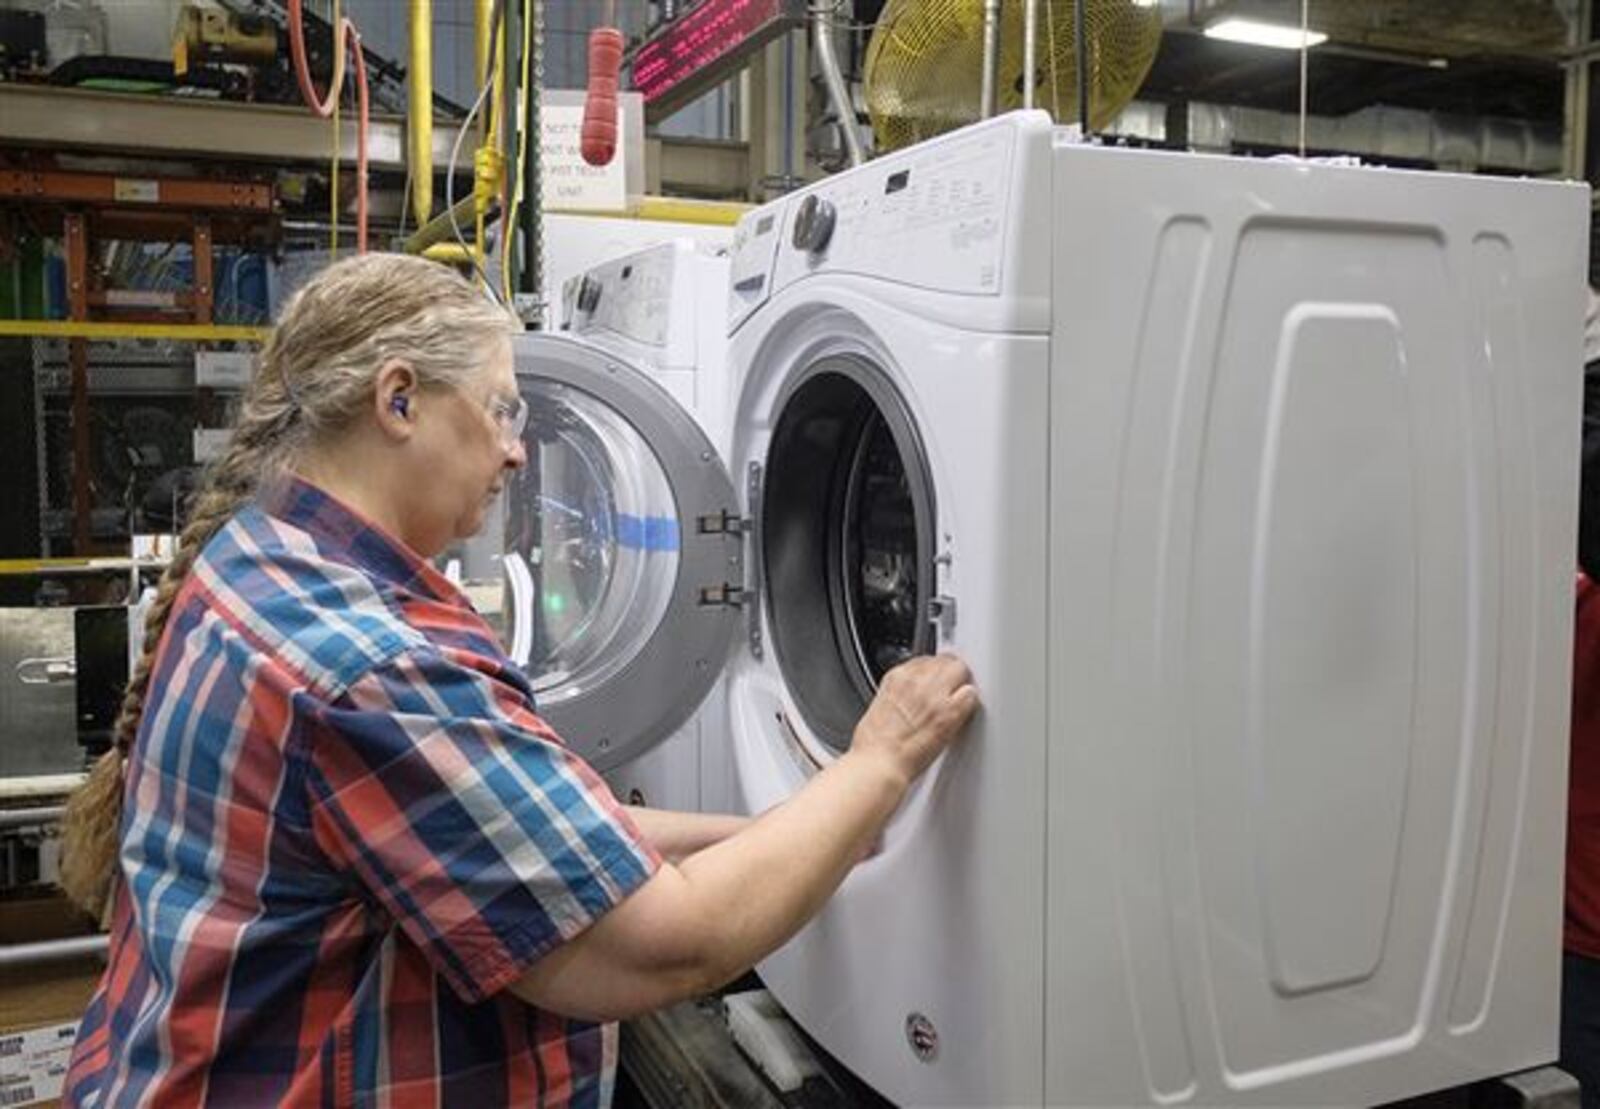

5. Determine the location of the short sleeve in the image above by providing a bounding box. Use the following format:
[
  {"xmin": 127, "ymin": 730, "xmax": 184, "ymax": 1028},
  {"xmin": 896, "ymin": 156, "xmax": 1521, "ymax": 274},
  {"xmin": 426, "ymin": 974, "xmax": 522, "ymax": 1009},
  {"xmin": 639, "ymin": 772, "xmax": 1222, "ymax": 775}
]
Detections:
[{"xmin": 304, "ymin": 647, "xmax": 661, "ymax": 1004}]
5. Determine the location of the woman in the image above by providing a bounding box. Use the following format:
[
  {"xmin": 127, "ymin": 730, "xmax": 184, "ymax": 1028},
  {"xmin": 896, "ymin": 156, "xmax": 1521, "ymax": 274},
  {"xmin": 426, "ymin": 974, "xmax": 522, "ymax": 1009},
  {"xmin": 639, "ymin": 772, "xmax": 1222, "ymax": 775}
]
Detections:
[{"xmin": 57, "ymin": 253, "xmax": 977, "ymax": 1107}]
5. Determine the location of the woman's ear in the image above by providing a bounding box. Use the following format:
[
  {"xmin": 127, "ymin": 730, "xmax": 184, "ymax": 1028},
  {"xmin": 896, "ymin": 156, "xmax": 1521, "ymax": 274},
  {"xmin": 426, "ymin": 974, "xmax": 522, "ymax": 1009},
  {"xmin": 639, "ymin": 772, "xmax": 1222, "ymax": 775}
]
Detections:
[{"xmin": 374, "ymin": 359, "xmax": 419, "ymax": 440}]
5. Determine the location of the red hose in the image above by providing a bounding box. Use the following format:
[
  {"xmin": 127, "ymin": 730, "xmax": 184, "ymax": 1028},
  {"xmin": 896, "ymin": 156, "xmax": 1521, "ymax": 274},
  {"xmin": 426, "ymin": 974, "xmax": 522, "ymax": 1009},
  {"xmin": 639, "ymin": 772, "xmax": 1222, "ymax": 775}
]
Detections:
[
  {"xmin": 286, "ymin": 0, "xmax": 343, "ymax": 118},
  {"xmin": 286, "ymin": 0, "xmax": 370, "ymax": 251}
]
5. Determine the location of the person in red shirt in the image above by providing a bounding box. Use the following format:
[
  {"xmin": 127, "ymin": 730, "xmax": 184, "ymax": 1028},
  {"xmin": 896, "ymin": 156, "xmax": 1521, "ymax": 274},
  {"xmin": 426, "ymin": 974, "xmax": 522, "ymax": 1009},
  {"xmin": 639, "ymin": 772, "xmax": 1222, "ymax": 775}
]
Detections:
[
  {"xmin": 1564, "ymin": 285, "xmax": 1600, "ymax": 1108},
  {"xmin": 1567, "ymin": 579, "xmax": 1600, "ymax": 1106}
]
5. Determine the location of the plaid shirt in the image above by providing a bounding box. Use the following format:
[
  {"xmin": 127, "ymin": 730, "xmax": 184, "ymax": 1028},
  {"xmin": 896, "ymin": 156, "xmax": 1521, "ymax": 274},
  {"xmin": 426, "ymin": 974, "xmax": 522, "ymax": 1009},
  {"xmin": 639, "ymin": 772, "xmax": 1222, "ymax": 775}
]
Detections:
[{"xmin": 64, "ymin": 478, "xmax": 660, "ymax": 1107}]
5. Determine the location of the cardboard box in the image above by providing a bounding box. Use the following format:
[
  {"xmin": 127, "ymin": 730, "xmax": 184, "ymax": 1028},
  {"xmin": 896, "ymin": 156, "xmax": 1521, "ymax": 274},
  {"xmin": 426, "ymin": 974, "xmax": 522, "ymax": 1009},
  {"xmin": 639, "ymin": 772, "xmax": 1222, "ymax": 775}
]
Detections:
[{"xmin": 1, "ymin": 894, "xmax": 105, "ymax": 1108}]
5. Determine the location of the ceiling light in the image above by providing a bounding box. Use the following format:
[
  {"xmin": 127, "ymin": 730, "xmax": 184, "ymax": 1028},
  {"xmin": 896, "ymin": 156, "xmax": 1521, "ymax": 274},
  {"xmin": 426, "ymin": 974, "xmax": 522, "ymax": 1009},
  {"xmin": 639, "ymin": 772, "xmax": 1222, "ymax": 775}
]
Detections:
[{"xmin": 1204, "ymin": 17, "xmax": 1328, "ymax": 50}]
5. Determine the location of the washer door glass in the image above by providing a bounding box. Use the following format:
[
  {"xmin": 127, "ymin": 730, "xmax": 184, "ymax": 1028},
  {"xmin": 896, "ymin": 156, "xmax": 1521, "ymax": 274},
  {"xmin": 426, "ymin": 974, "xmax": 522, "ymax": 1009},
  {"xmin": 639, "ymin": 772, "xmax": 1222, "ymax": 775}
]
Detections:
[
  {"xmin": 487, "ymin": 333, "xmax": 742, "ymax": 774},
  {"xmin": 501, "ymin": 379, "xmax": 681, "ymax": 705}
]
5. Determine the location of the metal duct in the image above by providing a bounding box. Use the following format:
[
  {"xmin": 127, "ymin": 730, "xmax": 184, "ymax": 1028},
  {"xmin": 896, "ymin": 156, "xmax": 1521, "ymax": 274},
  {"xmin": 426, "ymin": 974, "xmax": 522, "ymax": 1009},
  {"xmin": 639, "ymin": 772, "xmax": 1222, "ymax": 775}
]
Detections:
[
  {"xmin": 1098, "ymin": 99, "xmax": 1562, "ymax": 173},
  {"xmin": 1186, "ymin": 101, "xmax": 1562, "ymax": 172}
]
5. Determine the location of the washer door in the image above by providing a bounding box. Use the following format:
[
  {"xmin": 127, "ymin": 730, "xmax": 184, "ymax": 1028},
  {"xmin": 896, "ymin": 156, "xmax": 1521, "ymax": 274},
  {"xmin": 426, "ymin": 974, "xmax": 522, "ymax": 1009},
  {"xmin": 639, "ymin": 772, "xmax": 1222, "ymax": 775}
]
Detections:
[
  {"xmin": 500, "ymin": 333, "xmax": 741, "ymax": 772},
  {"xmin": 760, "ymin": 353, "xmax": 938, "ymax": 755}
]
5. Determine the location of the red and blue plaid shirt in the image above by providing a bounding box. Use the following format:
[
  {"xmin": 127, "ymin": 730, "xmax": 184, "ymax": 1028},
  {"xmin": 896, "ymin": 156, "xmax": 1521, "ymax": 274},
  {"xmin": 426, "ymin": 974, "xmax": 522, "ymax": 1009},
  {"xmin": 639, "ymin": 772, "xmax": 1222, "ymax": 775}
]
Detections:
[{"xmin": 65, "ymin": 477, "xmax": 660, "ymax": 1107}]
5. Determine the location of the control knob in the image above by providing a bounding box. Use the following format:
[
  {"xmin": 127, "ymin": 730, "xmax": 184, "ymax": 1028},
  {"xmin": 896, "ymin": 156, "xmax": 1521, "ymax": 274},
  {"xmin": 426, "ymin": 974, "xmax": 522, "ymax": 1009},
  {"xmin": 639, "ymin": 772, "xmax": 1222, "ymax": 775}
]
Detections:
[
  {"xmin": 791, "ymin": 194, "xmax": 836, "ymax": 254},
  {"xmin": 576, "ymin": 275, "xmax": 603, "ymax": 314}
]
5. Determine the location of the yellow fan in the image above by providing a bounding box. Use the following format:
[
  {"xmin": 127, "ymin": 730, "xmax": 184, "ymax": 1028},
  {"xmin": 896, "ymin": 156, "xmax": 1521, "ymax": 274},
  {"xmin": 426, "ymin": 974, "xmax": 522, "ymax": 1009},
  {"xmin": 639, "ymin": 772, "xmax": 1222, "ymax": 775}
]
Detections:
[{"xmin": 864, "ymin": 0, "xmax": 1164, "ymax": 151}]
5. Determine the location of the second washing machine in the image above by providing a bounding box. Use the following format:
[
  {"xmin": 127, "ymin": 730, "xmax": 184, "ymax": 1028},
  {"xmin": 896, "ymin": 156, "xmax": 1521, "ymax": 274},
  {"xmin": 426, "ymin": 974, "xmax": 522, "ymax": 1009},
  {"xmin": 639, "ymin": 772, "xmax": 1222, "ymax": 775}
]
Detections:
[{"xmin": 496, "ymin": 239, "xmax": 738, "ymax": 816}]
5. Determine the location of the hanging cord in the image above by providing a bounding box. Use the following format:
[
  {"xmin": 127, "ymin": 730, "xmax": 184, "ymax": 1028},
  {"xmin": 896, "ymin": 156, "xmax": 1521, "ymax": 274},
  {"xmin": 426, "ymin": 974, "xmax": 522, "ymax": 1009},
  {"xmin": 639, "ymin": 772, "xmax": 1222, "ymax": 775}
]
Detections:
[
  {"xmin": 288, "ymin": 0, "xmax": 370, "ymax": 252},
  {"xmin": 1298, "ymin": 0, "xmax": 1310, "ymax": 157}
]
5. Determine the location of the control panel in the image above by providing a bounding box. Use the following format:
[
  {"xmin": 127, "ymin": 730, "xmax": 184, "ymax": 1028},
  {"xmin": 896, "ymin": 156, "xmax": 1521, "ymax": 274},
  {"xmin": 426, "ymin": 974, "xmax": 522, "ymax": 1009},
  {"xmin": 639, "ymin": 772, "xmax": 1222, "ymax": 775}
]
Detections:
[
  {"xmin": 568, "ymin": 245, "xmax": 678, "ymax": 350},
  {"xmin": 769, "ymin": 123, "xmax": 1017, "ymax": 299}
]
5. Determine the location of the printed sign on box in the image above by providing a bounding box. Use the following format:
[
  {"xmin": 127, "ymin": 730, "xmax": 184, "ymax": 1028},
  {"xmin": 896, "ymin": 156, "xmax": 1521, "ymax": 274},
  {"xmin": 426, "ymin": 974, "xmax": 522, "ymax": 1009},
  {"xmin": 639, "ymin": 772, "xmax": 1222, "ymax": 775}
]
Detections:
[
  {"xmin": 539, "ymin": 90, "xmax": 644, "ymax": 214},
  {"xmin": 0, "ymin": 1021, "xmax": 80, "ymax": 1107}
]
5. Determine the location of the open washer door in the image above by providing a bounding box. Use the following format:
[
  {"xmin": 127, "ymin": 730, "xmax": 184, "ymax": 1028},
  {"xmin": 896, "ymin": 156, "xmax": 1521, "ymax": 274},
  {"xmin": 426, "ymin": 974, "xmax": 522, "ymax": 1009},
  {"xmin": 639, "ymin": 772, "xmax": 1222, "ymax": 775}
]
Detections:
[{"xmin": 499, "ymin": 332, "xmax": 742, "ymax": 772}]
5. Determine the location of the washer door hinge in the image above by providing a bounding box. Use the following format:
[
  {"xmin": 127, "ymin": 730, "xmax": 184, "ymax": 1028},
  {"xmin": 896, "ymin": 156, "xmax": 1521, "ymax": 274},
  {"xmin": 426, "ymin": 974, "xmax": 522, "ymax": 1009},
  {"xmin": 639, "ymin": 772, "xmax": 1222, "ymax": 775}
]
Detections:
[
  {"xmin": 698, "ymin": 583, "xmax": 748, "ymax": 608},
  {"xmin": 695, "ymin": 509, "xmax": 749, "ymax": 535}
]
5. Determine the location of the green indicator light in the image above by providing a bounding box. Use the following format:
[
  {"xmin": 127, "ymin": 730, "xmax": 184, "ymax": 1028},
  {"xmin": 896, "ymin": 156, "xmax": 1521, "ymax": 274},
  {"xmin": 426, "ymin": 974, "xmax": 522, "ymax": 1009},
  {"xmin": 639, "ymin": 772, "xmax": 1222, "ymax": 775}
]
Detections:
[{"xmin": 543, "ymin": 592, "xmax": 567, "ymax": 615}]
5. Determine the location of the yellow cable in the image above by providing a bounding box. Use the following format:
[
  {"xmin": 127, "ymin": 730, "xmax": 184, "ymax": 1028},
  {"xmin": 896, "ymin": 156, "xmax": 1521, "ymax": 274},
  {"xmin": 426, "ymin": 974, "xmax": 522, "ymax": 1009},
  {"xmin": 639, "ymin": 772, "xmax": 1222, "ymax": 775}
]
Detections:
[{"xmin": 330, "ymin": 0, "xmax": 342, "ymax": 257}]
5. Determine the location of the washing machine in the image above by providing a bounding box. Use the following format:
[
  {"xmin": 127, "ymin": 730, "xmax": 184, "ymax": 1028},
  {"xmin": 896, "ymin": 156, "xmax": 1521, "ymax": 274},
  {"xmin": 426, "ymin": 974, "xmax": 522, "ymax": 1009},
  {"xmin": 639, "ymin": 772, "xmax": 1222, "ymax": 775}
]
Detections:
[
  {"xmin": 711, "ymin": 111, "xmax": 1587, "ymax": 1106},
  {"xmin": 564, "ymin": 239, "xmax": 736, "ymax": 814},
  {"xmin": 497, "ymin": 240, "xmax": 740, "ymax": 816}
]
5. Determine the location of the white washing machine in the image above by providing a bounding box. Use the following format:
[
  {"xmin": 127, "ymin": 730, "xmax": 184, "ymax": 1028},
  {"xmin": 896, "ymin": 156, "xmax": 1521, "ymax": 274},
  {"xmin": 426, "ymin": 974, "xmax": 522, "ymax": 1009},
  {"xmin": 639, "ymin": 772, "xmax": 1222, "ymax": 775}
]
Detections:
[
  {"xmin": 711, "ymin": 111, "xmax": 1587, "ymax": 1106},
  {"xmin": 559, "ymin": 240, "xmax": 736, "ymax": 815},
  {"xmin": 492, "ymin": 240, "xmax": 741, "ymax": 818},
  {"xmin": 493, "ymin": 111, "xmax": 1584, "ymax": 1105}
]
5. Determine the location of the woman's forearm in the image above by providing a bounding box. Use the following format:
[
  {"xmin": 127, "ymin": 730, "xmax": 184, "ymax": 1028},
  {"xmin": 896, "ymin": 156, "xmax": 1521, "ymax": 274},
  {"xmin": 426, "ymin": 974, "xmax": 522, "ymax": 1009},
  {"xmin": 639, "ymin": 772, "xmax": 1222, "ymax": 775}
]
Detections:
[{"xmin": 622, "ymin": 806, "xmax": 753, "ymax": 863}]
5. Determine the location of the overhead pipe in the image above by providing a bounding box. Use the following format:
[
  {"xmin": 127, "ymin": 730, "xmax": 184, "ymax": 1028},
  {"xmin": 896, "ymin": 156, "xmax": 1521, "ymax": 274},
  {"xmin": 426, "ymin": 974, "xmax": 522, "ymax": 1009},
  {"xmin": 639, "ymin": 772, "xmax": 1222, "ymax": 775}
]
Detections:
[
  {"xmin": 477, "ymin": 0, "xmax": 494, "ymax": 108},
  {"xmin": 980, "ymin": 0, "xmax": 1002, "ymax": 118},
  {"xmin": 814, "ymin": 5, "xmax": 864, "ymax": 165},
  {"xmin": 0, "ymin": 806, "xmax": 63, "ymax": 829},
  {"xmin": 410, "ymin": 0, "xmax": 433, "ymax": 228}
]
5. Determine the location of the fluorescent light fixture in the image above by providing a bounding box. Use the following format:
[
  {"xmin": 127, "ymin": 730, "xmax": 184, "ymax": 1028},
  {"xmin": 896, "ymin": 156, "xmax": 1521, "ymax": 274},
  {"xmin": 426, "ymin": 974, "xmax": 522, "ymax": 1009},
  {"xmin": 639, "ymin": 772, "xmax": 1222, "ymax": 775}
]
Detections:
[{"xmin": 1204, "ymin": 17, "xmax": 1328, "ymax": 49}]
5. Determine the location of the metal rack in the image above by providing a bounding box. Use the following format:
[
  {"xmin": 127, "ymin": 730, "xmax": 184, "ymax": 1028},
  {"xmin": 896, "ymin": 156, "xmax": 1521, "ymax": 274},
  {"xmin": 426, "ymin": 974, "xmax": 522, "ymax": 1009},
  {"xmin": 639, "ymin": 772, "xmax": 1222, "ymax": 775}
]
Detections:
[{"xmin": 0, "ymin": 162, "xmax": 277, "ymax": 553}]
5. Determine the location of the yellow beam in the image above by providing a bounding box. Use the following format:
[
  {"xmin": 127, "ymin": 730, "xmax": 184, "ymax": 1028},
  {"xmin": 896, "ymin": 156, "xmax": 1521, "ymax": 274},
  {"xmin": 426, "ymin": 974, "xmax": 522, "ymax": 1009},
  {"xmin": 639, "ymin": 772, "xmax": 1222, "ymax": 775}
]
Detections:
[
  {"xmin": 0, "ymin": 320, "xmax": 268, "ymax": 342},
  {"xmin": 553, "ymin": 197, "xmax": 752, "ymax": 227},
  {"xmin": 635, "ymin": 197, "xmax": 750, "ymax": 226},
  {"xmin": 0, "ymin": 557, "xmax": 125, "ymax": 574}
]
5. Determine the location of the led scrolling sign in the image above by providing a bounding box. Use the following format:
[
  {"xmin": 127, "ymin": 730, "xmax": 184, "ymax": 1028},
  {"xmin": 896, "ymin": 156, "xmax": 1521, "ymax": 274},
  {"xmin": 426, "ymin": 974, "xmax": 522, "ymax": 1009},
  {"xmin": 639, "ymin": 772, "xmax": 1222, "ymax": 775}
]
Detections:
[{"xmin": 631, "ymin": 0, "xmax": 807, "ymax": 121}]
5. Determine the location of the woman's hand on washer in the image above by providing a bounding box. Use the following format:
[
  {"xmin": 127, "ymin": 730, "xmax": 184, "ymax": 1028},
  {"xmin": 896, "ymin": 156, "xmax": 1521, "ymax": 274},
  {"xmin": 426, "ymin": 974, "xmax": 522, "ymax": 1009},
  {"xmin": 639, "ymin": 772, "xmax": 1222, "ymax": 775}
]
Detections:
[
  {"xmin": 847, "ymin": 653, "xmax": 980, "ymax": 794},
  {"xmin": 506, "ymin": 654, "xmax": 979, "ymax": 1023}
]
